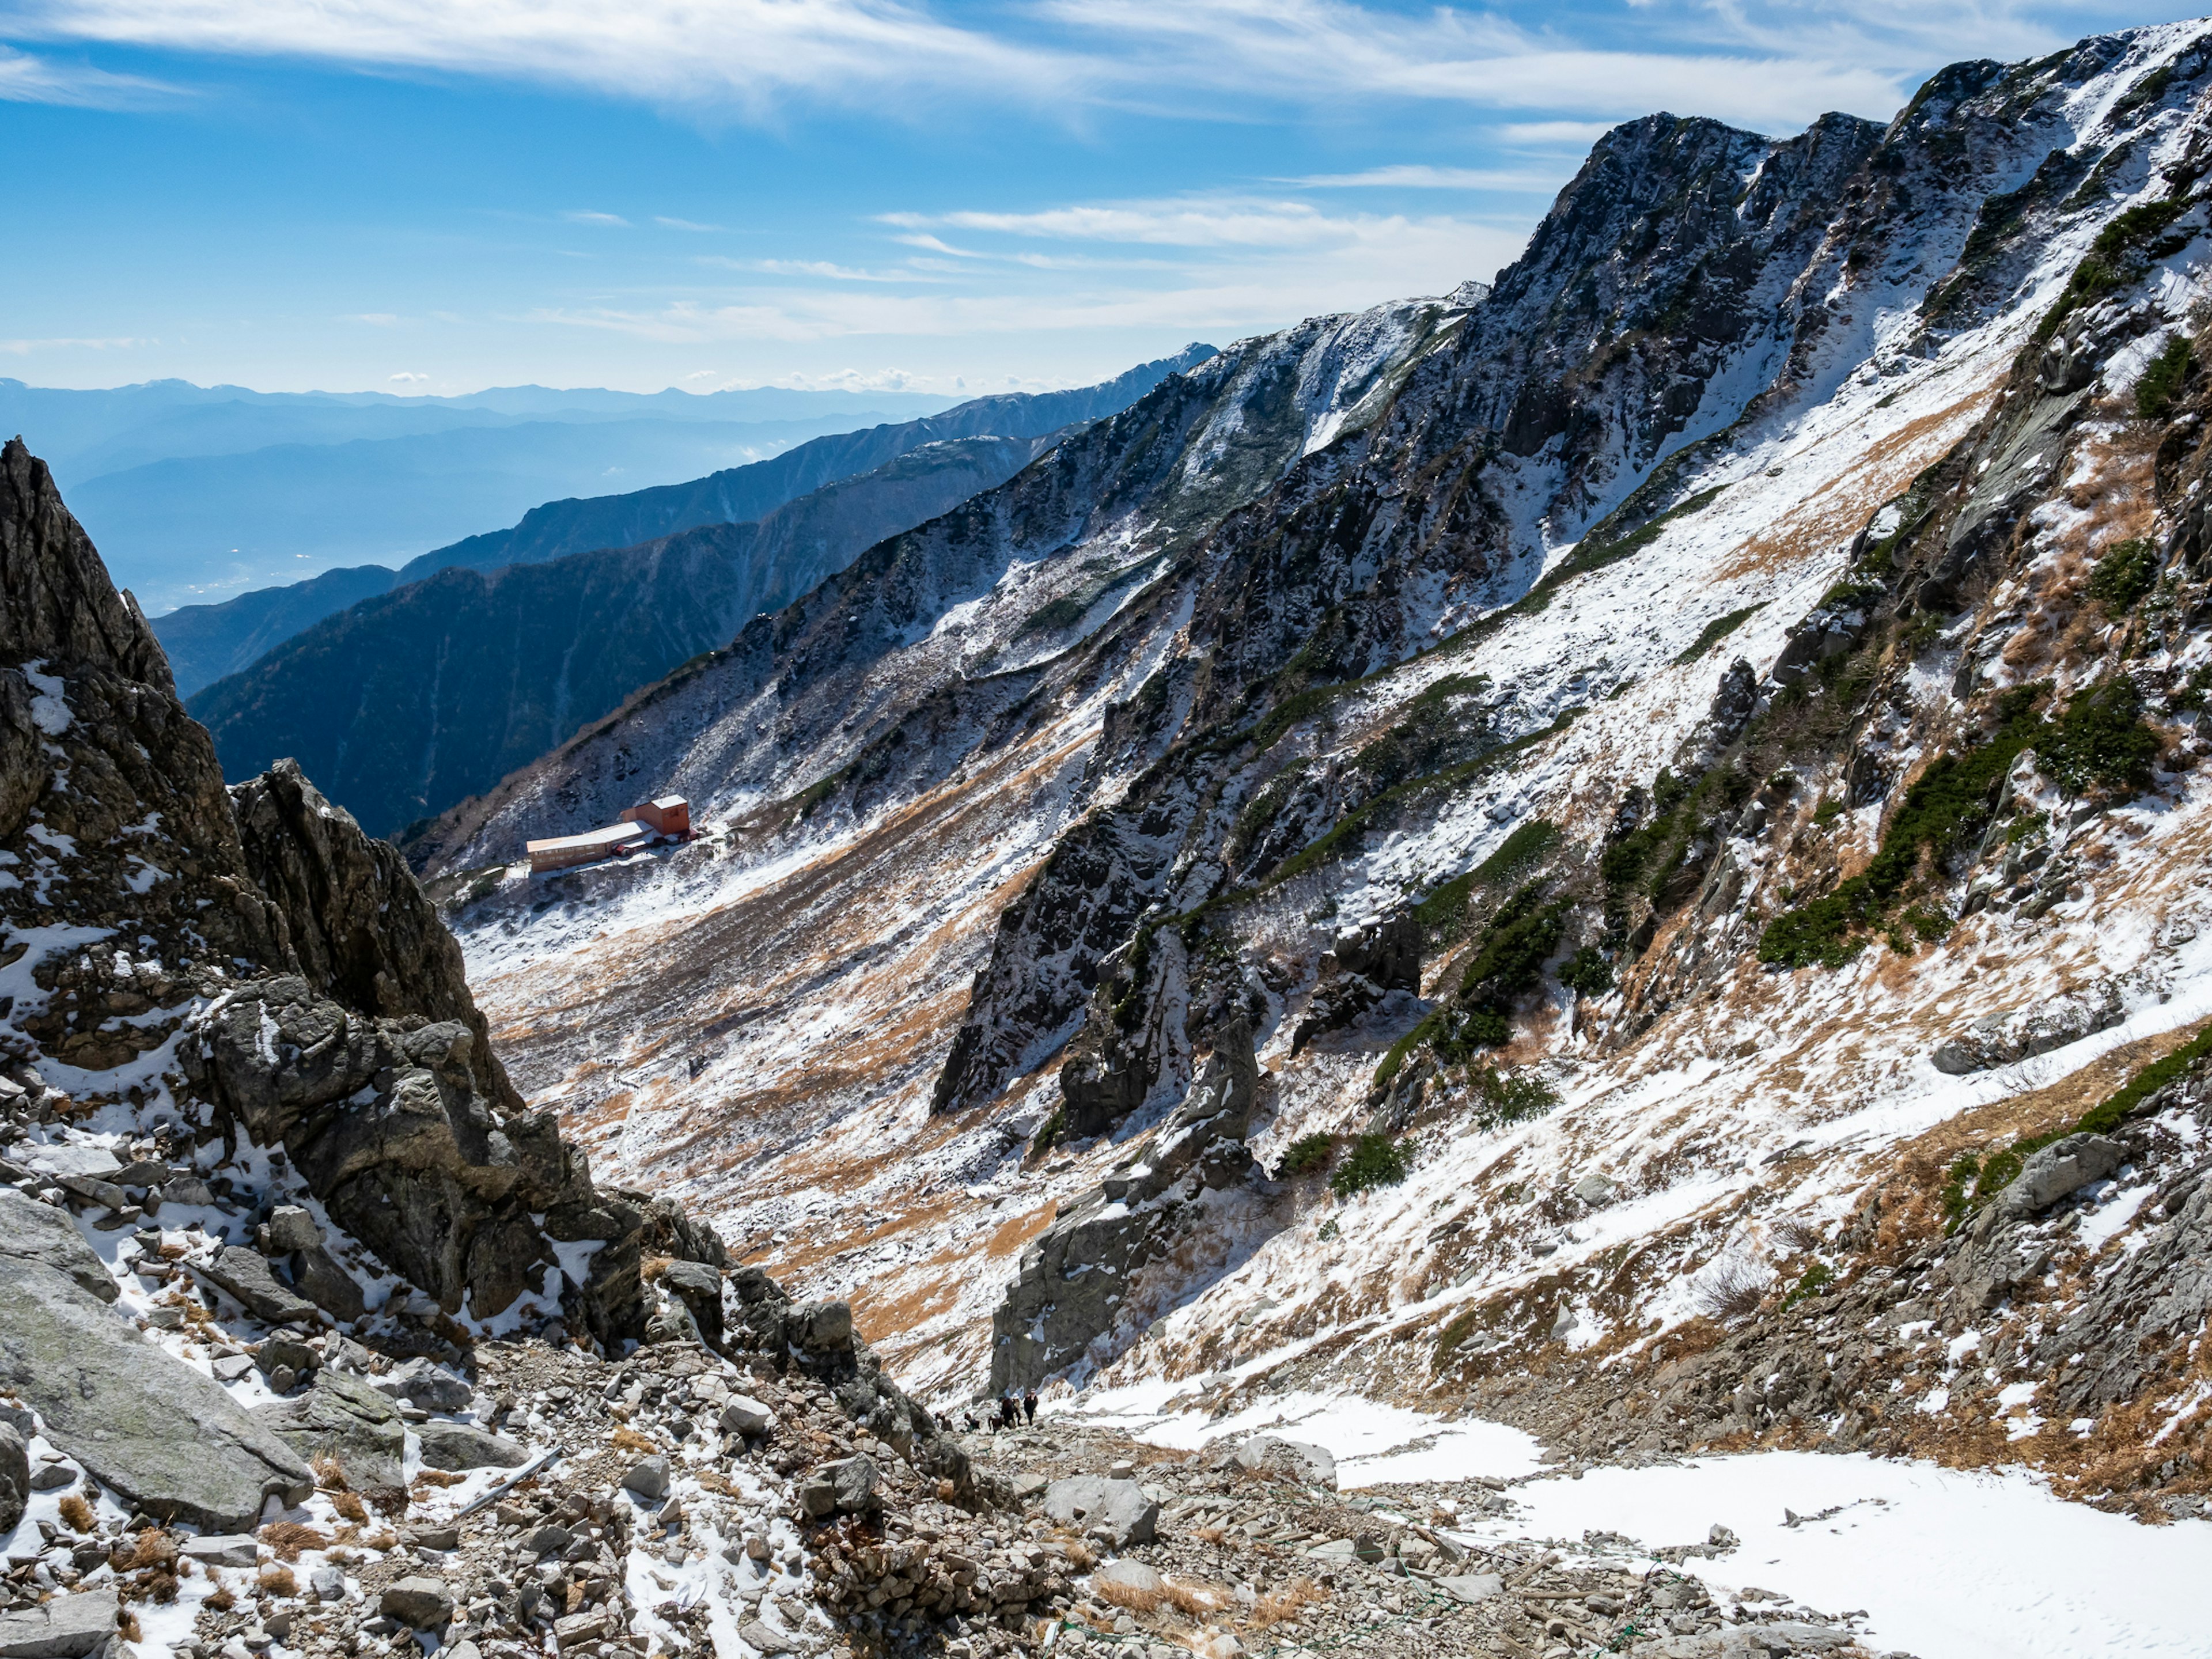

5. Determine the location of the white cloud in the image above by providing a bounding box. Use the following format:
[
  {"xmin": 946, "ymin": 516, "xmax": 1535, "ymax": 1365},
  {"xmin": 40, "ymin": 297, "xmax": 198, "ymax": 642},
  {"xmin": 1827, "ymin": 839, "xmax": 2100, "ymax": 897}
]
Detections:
[
  {"xmin": 345, "ymin": 311, "xmax": 402, "ymax": 325},
  {"xmin": 701, "ymin": 256, "xmax": 948, "ymax": 283},
  {"xmin": 654, "ymin": 217, "xmax": 723, "ymax": 232},
  {"xmin": 1496, "ymin": 119, "xmax": 1620, "ymax": 147},
  {"xmin": 0, "ymin": 40, "xmax": 178, "ymax": 104},
  {"xmin": 1289, "ymin": 164, "xmax": 1571, "ymax": 192},
  {"xmin": 387, "ymin": 370, "xmax": 429, "ymax": 381},
  {"xmin": 884, "ymin": 195, "xmax": 1513, "ymax": 253},
  {"xmin": 0, "ymin": 334, "xmax": 152, "ymax": 353},
  {"xmin": 7, "ymin": 0, "xmax": 1084, "ymax": 116},
  {"xmin": 562, "ymin": 209, "xmax": 629, "ymax": 226}
]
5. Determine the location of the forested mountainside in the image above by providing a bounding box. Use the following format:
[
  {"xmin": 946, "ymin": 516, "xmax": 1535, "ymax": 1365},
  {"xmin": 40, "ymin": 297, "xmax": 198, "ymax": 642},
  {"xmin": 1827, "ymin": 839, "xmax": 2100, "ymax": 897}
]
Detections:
[
  {"xmin": 190, "ymin": 430, "xmax": 1063, "ymax": 839},
  {"xmin": 420, "ymin": 21, "xmax": 2212, "ymax": 1529},
  {"xmin": 150, "ymin": 345, "xmax": 1215, "ymax": 696}
]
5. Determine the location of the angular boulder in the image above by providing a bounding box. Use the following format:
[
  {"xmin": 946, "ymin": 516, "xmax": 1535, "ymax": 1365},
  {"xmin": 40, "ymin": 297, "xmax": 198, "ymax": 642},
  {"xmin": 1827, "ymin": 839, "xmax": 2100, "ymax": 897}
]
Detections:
[
  {"xmin": 195, "ymin": 1244, "xmax": 321, "ymax": 1325},
  {"xmin": 1041, "ymin": 1475, "xmax": 1159, "ymax": 1546},
  {"xmin": 1999, "ymin": 1134, "xmax": 2127, "ymax": 1218},
  {"xmin": 0, "ymin": 1262, "xmax": 310, "ymax": 1529},
  {"xmin": 0, "ymin": 1590, "xmax": 118, "ymax": 1659},
  {"xmin": 657, "ymin": 1260, "xmax": 725, "ymax": 1351},
  {"xmin": 797, "ymin": 1454, "xmax": 878, "ymax": 1518},
  {"xmin": 0, "ymin": 1421, "xmax": 26, "ymax": 1536},
  {"xmin": 0, "ymin": 1187, "xmax": 116, "ymax": 1303},
  {"xmin": 379, "ymin": 1577, "xmax": 454, "ymax": 1630},
  {"xmin": 1232, "ymin": 1434, "xmax": 1337, "ymax": 1489},
  {"xmin": 415, "ymin": 1421, "xmax": 528, "ymax": 1472},
  {"xmin": 253, "ymin": 1367, "xmax": 405, "ymax": 1499}
]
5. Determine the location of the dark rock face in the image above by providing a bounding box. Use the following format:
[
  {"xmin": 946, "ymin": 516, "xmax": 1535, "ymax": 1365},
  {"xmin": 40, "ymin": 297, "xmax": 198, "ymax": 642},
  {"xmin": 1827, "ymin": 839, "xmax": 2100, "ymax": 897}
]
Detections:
[
  {"xmin": 0, "ymin": 435, "xmax": 672, "ymax": 1344},
  {"xmin": 1291, "ymin": 912, "xmax": 1422, "ymax": 1056},
  {"xmin": 991, "ymin": 1026, "xmax": 1261, "ymax": 1393},
  {"xmin": 251, "ymin": 1368, "xmax": 406, "ymax": 1501}
]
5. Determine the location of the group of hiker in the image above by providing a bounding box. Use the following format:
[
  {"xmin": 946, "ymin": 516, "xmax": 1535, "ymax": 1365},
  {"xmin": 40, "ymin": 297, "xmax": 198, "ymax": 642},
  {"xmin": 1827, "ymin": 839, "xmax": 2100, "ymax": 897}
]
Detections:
[{"xmin": 960, "ymin": 1389, "xmax": 1038, "ymax": 1431}]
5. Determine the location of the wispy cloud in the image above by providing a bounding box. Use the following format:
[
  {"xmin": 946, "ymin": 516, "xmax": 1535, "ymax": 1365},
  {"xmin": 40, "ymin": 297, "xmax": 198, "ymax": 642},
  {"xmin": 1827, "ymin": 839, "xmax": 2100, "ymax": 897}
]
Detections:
[
  {"xmin": 0, "ymin": 333, "xmax": 153, "ymax": 352},
  {"xmin": 0, "ymin": 41, "xmax": 179, "ymax": 104},
  {"xmin": 654, "ymin": 216, "xmax": 724, "ymax": 232},
  {"xmin": 344, "ymin": 311, "xmax": 402, "ymax": 325},
  {"xmin": 1289, "ymin": 164, "xmax": 1570, "ymax": 192},
  {"xmin": 388, "ymin": 370, "xmax": 429, "ymax": 381},
  {"xmin": 701, "ymin": 256, "xmax": 948, "ymax": 283},
  {"xmin": 562, "ymin": 209, "xmax": 629, "ymax": 226},
  {"xmin": 884, "ymin": 195, "xmax": 1513, "ymax": 253}
]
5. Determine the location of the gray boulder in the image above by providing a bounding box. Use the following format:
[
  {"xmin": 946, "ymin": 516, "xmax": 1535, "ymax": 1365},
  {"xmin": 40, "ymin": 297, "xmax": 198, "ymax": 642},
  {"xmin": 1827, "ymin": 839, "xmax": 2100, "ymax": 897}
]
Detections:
[
  {"xmin": 1041, "ymin": 1475, "xmax": 1159, "ymax": 1546},
  {"xmin": 415, "ymin": 1421, "xmax": 528, "ymax": 1472},
  {"xmin": 196, "ymin": 1244, "xmax": 321, "ymax": 1325},
  {"xmin": 620, "ymin": 1455, "xmax": 672, "ymax": 1501},
  {"xmin": 181, "ymin": 1536, "xmax": 260, "ymax": 1569},
  {"xmin": 379, "ymin": 1577, "xmax": 454, "ymax": 1629},
  {"xmin": 1092, "ymin": 1560, "xmax": 1162, "ymax": 1595},
  {"xmin": 0, "ymin": 1421, "xmax": 25, "ymax": 1536},
  {"xmin": 0, "ymin": 1187, "xmax": 116, "ymax": 1302},
  {"xmin": 716, "ymin": 1395, "xmax": 775, "ymax": 1438},
  {"xmin": 657, "ymin": 1260, "xmax": 725, "ymax": 1350},
  {"xmin": 1435, "ymin": 1573, "xmax": 1503, "ymax": 1605},
  {"xmin": 1232, "ymin": 1435, "xmax": 1337, "ymax": 1489},
  {"xmin": 797, "ymin": 1453, "xmax": 879, "ymax": 1519},
  {"xmin": 253, "ymin": 1366, "xmax": 405, "ymax": 1498},
  {"xmin": 0, "ymin": 1590, "xmax": 117, "ymax": 1658},
  {"xmin": 374, "ymin": 1357, "xmax": 473, "ymax": 1412},
  {"xmin": 267, "ymin": 1206, "xmax": 321, "ymax": 1253},
  {"xmin": 1999, "ymin": 1134, "xmax": 2127, "ymax": 1218},
  {"xmin": 0, "ymin": 1260, "xmax": 311, "ymax": 1529},
  {"xmin": 292, "ymin": 1244, "xmax": 366, "ymax": 1323}
]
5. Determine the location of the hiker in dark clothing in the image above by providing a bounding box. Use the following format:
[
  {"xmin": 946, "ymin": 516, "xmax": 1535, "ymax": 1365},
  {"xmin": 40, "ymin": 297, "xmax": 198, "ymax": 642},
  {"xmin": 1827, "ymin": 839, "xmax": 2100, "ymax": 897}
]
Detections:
[{"xmin": 1022, "ymin": 1389, "xmax": 1038, "ymax": 1424}]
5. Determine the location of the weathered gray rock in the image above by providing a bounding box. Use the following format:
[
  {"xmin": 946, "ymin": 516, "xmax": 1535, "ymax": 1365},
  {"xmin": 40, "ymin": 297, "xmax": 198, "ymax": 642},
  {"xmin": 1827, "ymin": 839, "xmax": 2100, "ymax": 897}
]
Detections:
[
  {"xmin": 796, "ymin": 1301, "xmax": 853, "ymax": 1353},
  {"xmin": 0, "ymin": 1421, "xmax": 25, "ymax": 1537},
  {"xmin": 797, "ymin": 1454, "xmax": 879, "ymax": 1518},
  {"xmin": 1231, "ymin": 1435, "xmax": 1337, "ymax": 1489},
  {"xmin": 657, "ymin": 1260, "xmax": 725, "ymax": 1350},
  {"xmin": 267, "ymin": 1205, "xmax": 321, "ymax": 1254},
  {"xmin": 1092, "ymin": 1560, "xmax": 1163, "ymax": 1595},
  {"xmin": 992, "ymin": 1025, "xmax": 1257, "ymax": 1393},
  {"xmin": 378, "ymin": 1577, "xmax": 454, "ymax": 1629},
  {"xmin": 196, "ymin": 1244, "xmax": 321, "ymax": 1325},
  {"xmin": 308, "ymin": 1565, "xmax": 348, "ymax": 1602},
  {"xmin": 0, "ymin": 1187, "xmax": 116, "ymax": 1303},
  {"xmin": 414, "ymin": 1421, "xmax": 528, "ymax": 1472},
  {"xmin": 1041, "ymin": 1475, "xmax": 1159, "ymax": 1546},
  {"xmin": 1999, "ymin": 1134, "xmax": 2127, "ymax": 1217},
  {"xmin": 716, "ymin": 1395, "xmax": 775, "ymax": 1437},
  {"xmin": 1932, "ymin": 985, "xmax": 2126, "ymax": 1074},
  {"xmin": 0, "ymin": 1589, "xmax": 118, "ymax": 1658},
  {"xmin": 1435, "ymin": 1573, "xmax": 1503, "ymax": 1605},
  {"xmin": 375, "ymin": 1358, "xmax": 473, "ymax": 1412},
  {"xmin": 291, "ymin": 1243, "xmax": 367, "ymax": 1323},
  {"xmin": 0, "ymin": 1262, "xmax": 311, "ymax": 1529},
  {"xmin": 182, "ymin": 1535, "xmax": 262, "ymax": 1569},
  {"xmin": 253, "ymin": 1366, "xmax": 405, "ymax": 1498},
  {"xmin": 736, "ymin": 1622, "xmax": 798, "ymax": 1655},
  {"xmin": 620, "ymin": 1455, "xmax": 672, "ymax": 1501}
]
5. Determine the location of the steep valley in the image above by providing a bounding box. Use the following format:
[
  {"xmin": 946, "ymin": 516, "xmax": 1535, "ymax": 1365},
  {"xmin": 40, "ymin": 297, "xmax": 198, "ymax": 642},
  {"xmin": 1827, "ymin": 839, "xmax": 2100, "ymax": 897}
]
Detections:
[{"xmin": 412, "ymin": 21, "xmax": 2212, "ymax": 1550}]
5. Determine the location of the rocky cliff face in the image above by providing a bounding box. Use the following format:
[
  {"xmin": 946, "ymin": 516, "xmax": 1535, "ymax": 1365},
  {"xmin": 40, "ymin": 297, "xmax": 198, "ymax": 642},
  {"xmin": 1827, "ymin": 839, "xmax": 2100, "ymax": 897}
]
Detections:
[
  {"xmin": 0, "ymin": 435, "xmax": 666, "ymax": 1342},
  {"xmin": 416, "ymin": 23, "xmax": 2212, "ymax": 1524}
]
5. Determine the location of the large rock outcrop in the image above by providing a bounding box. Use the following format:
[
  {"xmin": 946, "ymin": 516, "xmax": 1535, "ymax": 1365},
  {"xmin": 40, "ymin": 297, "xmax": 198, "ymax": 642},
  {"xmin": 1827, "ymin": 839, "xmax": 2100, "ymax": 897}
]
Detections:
[
  {"xmin": 0, "ymin": 436, "xmax": 662, "ymax": 1342},
  {"xmin": 0, "ymin": 1260, "xmax": 313, "ymax": 1529}
]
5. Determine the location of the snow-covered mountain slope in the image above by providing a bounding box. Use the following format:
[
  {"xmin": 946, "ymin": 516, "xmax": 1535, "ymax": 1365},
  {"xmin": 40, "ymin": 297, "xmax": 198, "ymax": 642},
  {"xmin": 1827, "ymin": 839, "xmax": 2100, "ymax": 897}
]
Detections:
[{"xmin": 433, "ymin": 22, "xmax": 2212, "ymax": 1520}]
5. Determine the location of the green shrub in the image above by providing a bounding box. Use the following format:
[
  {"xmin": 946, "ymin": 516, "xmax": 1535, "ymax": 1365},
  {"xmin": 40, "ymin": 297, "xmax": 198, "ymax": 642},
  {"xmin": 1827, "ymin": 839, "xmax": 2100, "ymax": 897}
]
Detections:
[
  {"xmin": 1557, "ymin": 945, "xmax": 1614, "ymax": 996},
  {"xmin": 2077, "ymin": 1017, "xmax": 2212, "ymax": 1135},
  {"xmin": 1782, "ymin": 1262, "xmax": 1835, "ymax": 1309},
  {"xmin": 2135, "ymin": 335, "xmax": 2193, "ymax": 419},
  {"xmin": 1456, "ymin": 881, "xmax": 1570, "ymax": 1029},
  {"xmin": 1316, "ymin": 1218, "xmax": 1340, "ymax": 1241},
  {"xmin": 1812, "ymin": 796, "xmax": 1845, "ymax": 825},
  {"xmin": 1031, "ymin": 1106, "xmax": 1067, "ymax": 1156},
  {"xmin": 1330, "ymin": 1132, "xmax": 1408, "ymax": 1198},
  {"xmin": 1673, "ymin": 604, "xmax": 1766, "ymax": 666},
  {"xmin": 2043, "ymin": 677, "xmax": 2160, "ymax": 797},
  {"xmin": 2088, "ymin": 538, "xmax": 2158, "ymax": 613},
  {"xmin": 1278, "ymin": 1132, "xmax": 1335, "ymax": 1177},
  {"xmin": 1469, "ymin": 1066, "xmax": 1559, "ymax": 1130}
]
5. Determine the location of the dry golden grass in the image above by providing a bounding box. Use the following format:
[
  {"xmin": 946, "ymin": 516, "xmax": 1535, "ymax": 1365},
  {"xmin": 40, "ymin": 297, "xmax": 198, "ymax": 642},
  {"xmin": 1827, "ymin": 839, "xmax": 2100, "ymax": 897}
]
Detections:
[
  {"xmin": 259, "ymin": 1522, "xmax": 331, "ymax": 1562},
  {"xmin": 56, "ymin": 1494, "xmax": 93, "ymax": 1532},
  {"xmin": 312, "ymin": 1452, "xmax": 349, "ymax": 1490},
  {"xmin": 256, "ymin": 1565, "xmax": 297, "ymax": 1597},
  {"xmin": 1250, "ymin": 1577, "xmax": 1330, "ymax": 1629},
  {"xmin": 610, "ymin": 1425, "xmax": 657, "ymax": 1453},
  {"xmin": 203, "ymin": 1588, "xmax": 236, "ymax": 1615},
  {"xmin": 641, "ymin": 1255, "xmax": 673, "ymax": 1282},
  {"xmin": 329, "ymin": 1491, "xmax": 368, "ymax": 1523},
  {"xmin": 411, "ymin": 1470, "xmax": 467, "ymax": 1490}
]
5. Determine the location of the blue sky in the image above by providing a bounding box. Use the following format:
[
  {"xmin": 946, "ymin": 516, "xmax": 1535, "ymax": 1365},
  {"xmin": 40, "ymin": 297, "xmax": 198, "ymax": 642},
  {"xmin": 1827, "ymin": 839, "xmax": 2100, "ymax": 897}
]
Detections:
[{"xmin": 2, "ymin": 0, "xmax": 2199, "ymax": 397}]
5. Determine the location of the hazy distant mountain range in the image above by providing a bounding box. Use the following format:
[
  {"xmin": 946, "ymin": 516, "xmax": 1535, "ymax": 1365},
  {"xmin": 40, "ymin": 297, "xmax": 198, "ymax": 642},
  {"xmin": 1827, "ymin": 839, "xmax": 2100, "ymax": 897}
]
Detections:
[{"xmin": 1, "ymin": 377, "xmax": 956, "ymax": 611}]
